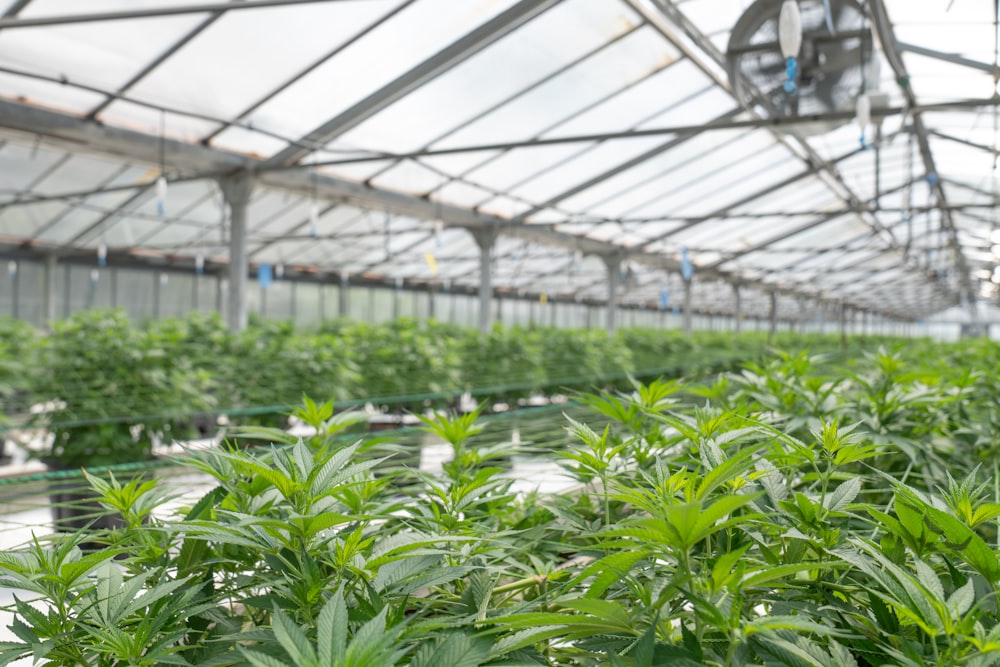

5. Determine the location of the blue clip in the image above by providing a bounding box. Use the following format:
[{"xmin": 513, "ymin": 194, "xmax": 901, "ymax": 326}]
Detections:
[{"xmin": 784, "ymin": 57, "xmax": 798, "ymax": 94}]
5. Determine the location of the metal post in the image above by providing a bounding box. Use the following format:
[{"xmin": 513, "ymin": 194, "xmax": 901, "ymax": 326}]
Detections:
[
  {"xmin": 472, "ymin": 228, "xmax": 498, "ymax": 333},
  {"xmin": 9, "ymin": 261, "xmax": 18, "ymax": 319},
  {"xmin": 339, "ymin": 273, "xmax": 349, "ymax": 318},
  {"xmin": 152, "ymin": 272, "xmax": 161, "ymax": 319},
  {"xmin": 62, "ymin": 263, "xmax": 71, "ymax": 318},
  {"xmin": 683, "ymin": 278, "xmax": 692, "ymax": 337},
  {"xmin": 839, "ymin": 301, "xmax": 847, "ymax": 349},
  {"xmin": 603, "ymin": 255, "xmax": 621, "ymax": 334},
  {"xmin": 733, "ymin": 284, "xmax": 742, "ymax": 333},
  {"xmin": 219, "ymin": 171, "xmax": 253, "ymax": 332},
  {"xmin": 191, "ymin": 271, "xmax": 199, "ymax": 311},
  {"xmin": 427, "ymin": 285, "xmax": 435, "ymax": 320},
  {"xmin": 41, "ymin": 255, "xmax": 57, "ymax": 325},
  {"xmin": 768, "ymin": 292, "xmax": 777, "ymax": 341},
  {"xmin": 216, "ymin": 274, "xmax": 224, "ymax": 314}
]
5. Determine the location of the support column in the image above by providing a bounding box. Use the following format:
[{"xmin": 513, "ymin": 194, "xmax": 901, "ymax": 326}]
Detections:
[
  {"xmin": 472, "ymin": 228, "xmax": 498, "ymax": 333},
  {"xmin": 603, "ymin": 254, "xmax": 621, "ymax": 334},
  {"xmin": 339, "ymin": 272, "xmax": 349, "ymax": 317},
  {"xmin": 839, "ymin": 301, "xmax": 847, "ymax": 349},
  {"xmin": 682, "ymin": 278, "xmax": 693, "ymax": 337},
  {"xmin": 8, "ymin": 261, "xmax": 18, "ymax": 319},
  {"xmin": 42, "ymin": 254, "xmax": 57, "ymax": 325},
  {"xmin": 733, "ymin": 284, "xmax": 742, "ymax": 334},
  {"xmin": 392, "ymin": 278, "xmax": 402, "ymax": 320},
  {"xmin": 768, "ymin": 291, "xmax": 777, "ymax": 341},
  {"xmin": 219, "ymin": 171, "xmax": 254, "ymax": 332}
]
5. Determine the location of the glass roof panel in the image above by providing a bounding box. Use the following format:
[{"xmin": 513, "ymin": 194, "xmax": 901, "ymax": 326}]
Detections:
[
  {"xmin": 476, "ymin": 195, "xmax": 534, "ymax": 218},
  {"xmin": 732, "ymin": 176, "xmax": 842, "ymax": 215},
  {"xmin": 555, "ymin": 128, "xmax": 748, "ymax": 216},
  {"xmin": 446, "ymin": 29, "xmax": 681, "ymax": 147},
  {"xmin": 209, "ymin": 126, "xmax": 288, "ymax": 159},
  {"xmin": 507, "ymin": 136, "xmax": 664, "ymax": 208},
  {"xmin": 239, "ymin": 0, "xmax": 520, "ymax": 151},
  {"xmin": 669, "ymin": 214, "xmax": 818, "ymax": 254},
  {"xmin": 0, "ymin": 71, "xmax": 106, "ymax": 114},
  {"xmin": 456, "ymin": 144, "xmax": 601, "ymax": 195},
  {"xmin": 0, "ymin": 201, "xmax": 66, "ymax": 238},
  {"xmin": 0, "ymin": 14, "xmax": 208, "ymax": 100},
  {"xmin": 0, "ymin": 141, "xmax": 69, "ymax": 196},
  {"xmin": 33, "ymin": 154, "xmax": 128, "ymax": 194},
  {"xmin": 116, "ymin": 1, "xmax": 402, "ymax": 128},
  {"xmin": 902, "ymin": 53, "xmax": 996, "ymax": 102},
  {"xmin": 34, "ymin": 185, "xmax": 149, "ymax": 244},
  {"xmin": 432, "ymin": 179, "xmax": 497, "ymax": 208},
  {"xmin": 100, "ymin": 101, "xmax": 222, "ymax": 141},
  {"xmin": 247, "ymin": 190, "xmax": 301, "ymax": 232},
  {"xmin": 87, "ymin": 213, "xmax": 161, "ymax": 247},
  {"xmin": 583, "ymin": 222, "xmax": 647, "ymax": 246},
  {"xmin": 140, "ymin": 218, "xmax": 215, "ymax": 247},
  {"xmin": 370, "ymin": 160, "xmax": 450, "ymax": 196},
  {"xmin": 333, "ymin": 0, "xmax": 646, "ymax": 154},
  {"xmin": 318, "ymin": 159, "xmax": 402, "ymax": 185},
  {"xmin": 610, "ymin": 141, "xmax": 797, "ymax": 220}
]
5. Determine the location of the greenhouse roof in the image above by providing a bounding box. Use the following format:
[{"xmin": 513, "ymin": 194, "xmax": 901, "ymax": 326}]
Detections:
[{"xmin": 0, "ymin": 0, "xmax": 997, "ymax": 321}]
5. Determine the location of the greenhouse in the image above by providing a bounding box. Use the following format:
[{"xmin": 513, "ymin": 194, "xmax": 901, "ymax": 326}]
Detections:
[{"xmin": 0, "ymin": 0, "xmax": 999, "ymax": 665}]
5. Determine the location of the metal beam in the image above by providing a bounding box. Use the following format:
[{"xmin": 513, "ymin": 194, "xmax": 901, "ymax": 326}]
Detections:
[
  {"xmin": 1, "ymin": 0, "xmax": 32, "ymax": 18},
  {"xmin": 266, "ymin": 0, "xmax": 560, "ymax": 167},
  {"xmin": 896, "ymin": 41, "xmax": 996, "ymax": 75},
  {"xmin": 927, "ymin": 129, "xmax": 997, "ymax": 155},
  {"xmin": 303, "ymin": 105, "xmax": 950, "ymax": 169},
  {"xmin": 0, "ymin": 0, "xmax": 348, "ymax": 28}
]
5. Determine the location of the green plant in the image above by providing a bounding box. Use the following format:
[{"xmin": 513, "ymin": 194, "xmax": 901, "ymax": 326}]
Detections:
[
  {"xmin": 2, "ymin": 339, "xmax": 1000, "ymax": 665},
  {"xmin": 34, "ymin": 310, "xmax": 210, "ymax": 468}
]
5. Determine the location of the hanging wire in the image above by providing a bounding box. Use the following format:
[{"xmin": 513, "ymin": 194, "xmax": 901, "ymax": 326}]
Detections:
[
  {"xmin": 308, "ymin": 168, "xmax": 319, "ymax": 238},
  {"xmin": 156, "ymin": 110, "xmax": 168, "ymax": 217},
  {"xmin": 904, "ymin": 105, "xmax": 915, "ymax": 257}
]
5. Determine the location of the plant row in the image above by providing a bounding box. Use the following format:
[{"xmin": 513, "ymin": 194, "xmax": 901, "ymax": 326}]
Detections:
[
  {"xmin": 0, "ymin": 310, "xmax": 883, "ymax": 467},
  {"xmin": 1, "ymin": 341, "xmax": 999, "ymax": 665}
]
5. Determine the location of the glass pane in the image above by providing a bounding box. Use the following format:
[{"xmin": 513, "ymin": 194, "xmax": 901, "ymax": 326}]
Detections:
[
  {"xmin": 241, "ymin": 0, "xmax": 520, "ymax": 148},
  {"xmin": 116, "ymin": 267, "xmax": 155, "ymax": 320},
  {"xmin": 0, "ymin": 14, "xmax": 208, "ymax": 101},
  {"xmin": 337, "ymin": 0, "xmax": 650, "ymax": 153},
  {"xmin": 120, "ymin": 1, "xmax": 402, "ymax": 126}
]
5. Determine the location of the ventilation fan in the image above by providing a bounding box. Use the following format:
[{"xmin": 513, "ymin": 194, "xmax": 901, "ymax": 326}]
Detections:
[{"xmin": 726, "ymin": 0, "xmax": 879, "ymax": 132}]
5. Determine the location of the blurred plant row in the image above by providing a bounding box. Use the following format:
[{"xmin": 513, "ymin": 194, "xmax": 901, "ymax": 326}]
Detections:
[
  {"xmin": 2, "ymin": 341, "xmax": 999, "ymax": 666},
  {"xmin": 1, "ymin": 309, "xmax": 890, "ymax": 468}
]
